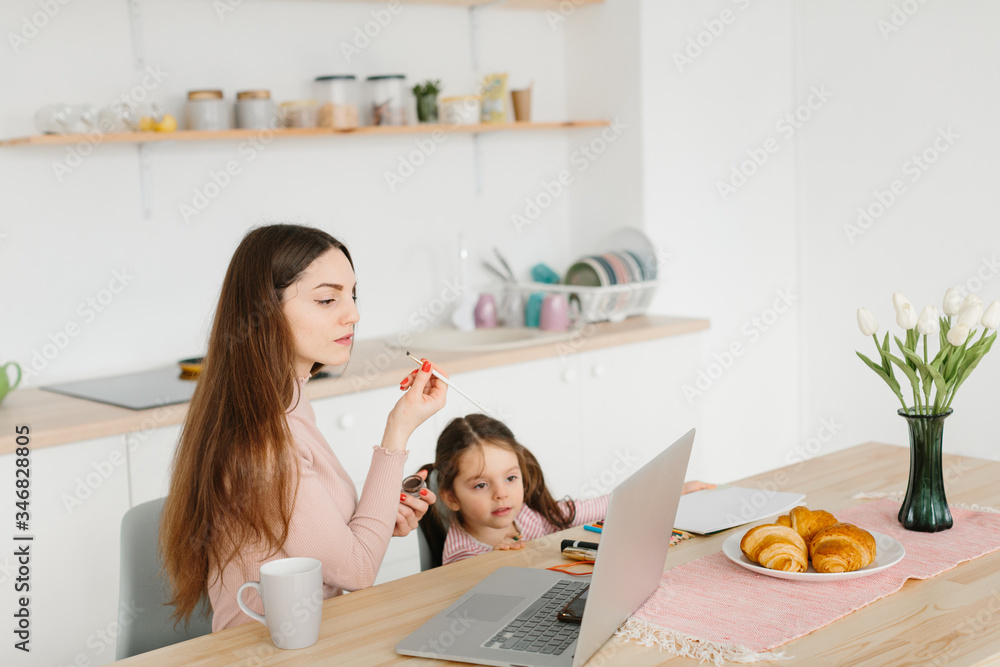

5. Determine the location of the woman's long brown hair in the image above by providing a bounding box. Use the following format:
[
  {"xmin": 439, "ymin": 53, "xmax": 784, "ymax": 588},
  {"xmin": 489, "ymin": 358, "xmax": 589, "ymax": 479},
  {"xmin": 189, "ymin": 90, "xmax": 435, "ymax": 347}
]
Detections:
[
  {"xmin": 160, "ymin": 224, "xmax": 353, "ymax": 625},
  {"xmin": 419, "ymin": 414, "xmax": 574, "ymax": 563}
]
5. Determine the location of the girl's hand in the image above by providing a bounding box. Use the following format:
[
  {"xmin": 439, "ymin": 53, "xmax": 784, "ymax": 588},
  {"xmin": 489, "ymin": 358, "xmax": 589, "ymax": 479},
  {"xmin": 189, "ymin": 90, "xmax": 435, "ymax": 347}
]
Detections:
[
  {"xmin": 393, "ymin": 469, "xmax": 437, "ymax": 537},
  {"xmin": 494, "ymin": 527, "xmax": 525, "ymax": 551},
  {"xmin": 387, "ymin": 358, "xmax": 448, "ymax": 439},
  {"xmin": 682, "ymin": 480, "xmax": 716, "ymax": 494}
]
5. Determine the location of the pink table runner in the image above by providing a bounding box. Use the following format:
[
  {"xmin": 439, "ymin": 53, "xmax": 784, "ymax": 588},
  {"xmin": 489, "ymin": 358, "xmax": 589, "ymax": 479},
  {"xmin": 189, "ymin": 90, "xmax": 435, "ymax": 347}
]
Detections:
[{"xmin": 617, "ymin": 499, "xmax": 1000, "ymax": 664}]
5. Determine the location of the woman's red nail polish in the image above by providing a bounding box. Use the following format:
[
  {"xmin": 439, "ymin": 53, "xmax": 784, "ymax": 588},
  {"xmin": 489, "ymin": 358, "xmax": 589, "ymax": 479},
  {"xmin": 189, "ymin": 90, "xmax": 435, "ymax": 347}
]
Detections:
[
  {"xmin": 422, "ymin": 360, "xmax": 431, "ymax": 372},
  {"xmin": 400, "ymin": 494, "xmax": 407, "ymax": 501},
  {"xmin": 419, "ymin": 488, "xmax": 428, "ymax": 496}
]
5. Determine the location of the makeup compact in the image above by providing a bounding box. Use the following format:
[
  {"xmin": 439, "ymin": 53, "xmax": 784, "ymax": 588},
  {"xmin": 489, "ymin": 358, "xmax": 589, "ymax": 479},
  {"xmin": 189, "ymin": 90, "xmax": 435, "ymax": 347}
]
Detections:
[{"xmin": 401, "ymin": 474, "xmax": 427, "ymax": 497}]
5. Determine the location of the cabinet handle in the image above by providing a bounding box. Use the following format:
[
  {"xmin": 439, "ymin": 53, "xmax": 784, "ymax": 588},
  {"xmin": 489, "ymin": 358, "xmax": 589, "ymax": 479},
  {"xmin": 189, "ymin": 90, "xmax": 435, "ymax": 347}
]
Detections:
[
  {"xmin": 591, "ymin": 364, "xmax": 606, "ymax": 379},
  {"xmin": 562, "ymin": 369, "xmax": 578, "ymax": 383},
  {"xmin": 338, "ymin": 414, "xmax": 355, "ymax": 430}
]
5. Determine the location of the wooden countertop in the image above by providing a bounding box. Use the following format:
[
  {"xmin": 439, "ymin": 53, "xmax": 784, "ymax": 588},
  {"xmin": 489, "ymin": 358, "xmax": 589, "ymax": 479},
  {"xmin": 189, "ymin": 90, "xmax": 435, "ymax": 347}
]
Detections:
[
  {"xmin": 111, "ymin": 443, "xmax": 1000, "ymax": 666},
  {"xmin": 0, "ymin": 316, "xmax": 708, "ymax": 455}
]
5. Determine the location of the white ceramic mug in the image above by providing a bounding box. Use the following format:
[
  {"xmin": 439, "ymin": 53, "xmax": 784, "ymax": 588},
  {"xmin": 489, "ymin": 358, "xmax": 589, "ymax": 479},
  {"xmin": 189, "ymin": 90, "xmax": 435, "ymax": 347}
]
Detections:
[{"xmin": 237, "ymin": 557, "xmax": 324, "ymax": 650}]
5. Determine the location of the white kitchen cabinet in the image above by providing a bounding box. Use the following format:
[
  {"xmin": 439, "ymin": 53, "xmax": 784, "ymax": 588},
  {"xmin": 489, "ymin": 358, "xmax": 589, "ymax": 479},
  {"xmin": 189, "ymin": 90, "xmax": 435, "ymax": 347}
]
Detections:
[
  {"xmin": 0, "ymin": 435, "xmax": 130, "ymax": 667},
  {"xmin": 576, "ymin": 335, "xmax": 705, "ymax": 496},
  {"xmin": 312, "ymin": 384, "xmax": 438, "ymax": 489},
  {"xmin": 126, "ymin": 424, "xmax": 183, "ymax": 507}
]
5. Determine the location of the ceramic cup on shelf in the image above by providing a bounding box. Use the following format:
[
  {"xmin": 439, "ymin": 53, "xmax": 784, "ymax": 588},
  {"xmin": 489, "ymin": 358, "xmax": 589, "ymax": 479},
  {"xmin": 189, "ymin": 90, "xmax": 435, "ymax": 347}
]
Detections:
[
  {"xmin": 524, "ymin": 293, "xmax": 545, "ymax": 328},
  {"xmin": 474, "ymin": 293, "xmax": 498, "ymax": 329},
  {"xmin": 511, "ymin": 88, "xmax": 532, "ymax": 122},
  {"xmin": 237, "ymin": 557, "xmax": 323, "ymax": 650},
  {"xmin": 539, "ymin": 294, "xmax": 570, "ymax": 332}
]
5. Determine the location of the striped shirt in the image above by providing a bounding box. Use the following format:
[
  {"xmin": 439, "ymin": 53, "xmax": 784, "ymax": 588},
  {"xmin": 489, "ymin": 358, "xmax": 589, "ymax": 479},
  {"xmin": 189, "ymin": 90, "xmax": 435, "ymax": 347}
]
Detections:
[{"xmin": 442, "ymin": 495, "xmax": 610, "ymax": 565}]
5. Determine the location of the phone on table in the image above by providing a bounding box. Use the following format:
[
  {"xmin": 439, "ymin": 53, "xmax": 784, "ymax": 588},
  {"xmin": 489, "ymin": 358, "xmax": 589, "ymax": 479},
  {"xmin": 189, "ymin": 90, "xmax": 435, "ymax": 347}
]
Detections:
[{"xmin": 557, "ymin": 585, "xmax": 589, "ymax": 624}]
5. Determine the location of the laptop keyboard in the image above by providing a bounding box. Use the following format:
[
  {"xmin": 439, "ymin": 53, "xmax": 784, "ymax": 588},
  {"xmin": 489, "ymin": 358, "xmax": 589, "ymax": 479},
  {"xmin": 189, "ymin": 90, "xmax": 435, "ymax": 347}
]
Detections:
[{"xmin": 482, "ymin": 580, "xmax": 588, "ymax": 655}]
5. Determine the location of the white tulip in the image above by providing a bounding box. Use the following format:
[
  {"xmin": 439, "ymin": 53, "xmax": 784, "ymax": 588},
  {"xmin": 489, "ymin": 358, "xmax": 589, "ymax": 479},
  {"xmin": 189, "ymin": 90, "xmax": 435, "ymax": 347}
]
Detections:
[
  {"xmin": 942, "ymin": 287, "xmax": 964, "ymax": 316},
  {"xmin": 892, "ymin": 292, "xmax": 909, "ymax": 313},
  {"xmin": 857, "ymin": 307, "xmax": 879, "ymax": 336},
  {"xmin": 961, "ymin": 293, "xmax": 982, "ymax": 311},
  {"xmin": 916, "ymin": 305, "xmax": 939, "ymax": 336},
  {"xmin": 895, "ymin": 301, "xmax": 918, "ymax": 330},
  {"xmin": 947, "ymin": 323, "xmax": 970, "ymax": 346},
  {"xmin": 958, "ymin": 300, "xmax": 983, "ymax": 328},
  {"xmin": 983, "ymin": 300, "xmax": 1000, "ymax": 330}
]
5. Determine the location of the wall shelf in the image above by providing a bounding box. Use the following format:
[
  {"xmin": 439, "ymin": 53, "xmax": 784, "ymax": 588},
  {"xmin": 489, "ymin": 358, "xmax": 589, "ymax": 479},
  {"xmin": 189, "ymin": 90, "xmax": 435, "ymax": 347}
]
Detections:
[{"xmin": 0, "ymin": 120, "xmax": 610, "ymax": 148}]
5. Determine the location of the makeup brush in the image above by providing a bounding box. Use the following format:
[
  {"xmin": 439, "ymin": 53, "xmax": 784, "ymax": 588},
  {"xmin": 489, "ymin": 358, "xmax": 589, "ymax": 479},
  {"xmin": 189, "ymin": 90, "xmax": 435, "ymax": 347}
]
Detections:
[{"xmin": 405, "ymin": 352, "xmax": 496, "ymax": 418}]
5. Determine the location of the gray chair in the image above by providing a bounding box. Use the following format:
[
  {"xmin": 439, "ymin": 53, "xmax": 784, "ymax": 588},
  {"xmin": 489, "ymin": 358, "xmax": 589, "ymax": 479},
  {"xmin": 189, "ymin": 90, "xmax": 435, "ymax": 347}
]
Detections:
[
  {"xmin": 417, "ymin": 470, "xmax": 445, "ymax": 571},
  {"xmin": 116, "ymin": 497, "xmax": 213, "ymax": 660}
]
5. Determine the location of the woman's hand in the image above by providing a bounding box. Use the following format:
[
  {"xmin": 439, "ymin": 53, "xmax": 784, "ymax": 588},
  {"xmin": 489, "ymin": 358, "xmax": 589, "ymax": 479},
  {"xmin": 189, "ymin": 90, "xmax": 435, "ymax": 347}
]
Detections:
[
  {"xmin": 393, "ymin": 469, "xmax": 437, "ymax": 537},
  {"xmin": 385, "ymin": 358, "xmax": 448, "ymax": 442},
  {"xmin": 493, "ymin": 527, "xmax": 525, "ymax": 551},
  {"xmin": 682, "ymin": 480, "xmax": 716, "ymax": 494}
]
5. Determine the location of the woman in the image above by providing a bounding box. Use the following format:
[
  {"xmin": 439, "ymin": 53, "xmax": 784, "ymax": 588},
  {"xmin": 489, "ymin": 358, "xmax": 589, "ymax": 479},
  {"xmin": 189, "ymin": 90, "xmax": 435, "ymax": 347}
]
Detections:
[{"xmin": 160, "ymin": 224, "xmax": 446, "ymax": 631}]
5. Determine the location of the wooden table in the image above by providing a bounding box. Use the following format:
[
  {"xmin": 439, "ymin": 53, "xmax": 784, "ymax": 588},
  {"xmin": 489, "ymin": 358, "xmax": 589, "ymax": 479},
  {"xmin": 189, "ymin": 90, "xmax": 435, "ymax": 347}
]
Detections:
[{"xmin": 113, "ymin": 443, "xmax": 1000, "ymax": 666}]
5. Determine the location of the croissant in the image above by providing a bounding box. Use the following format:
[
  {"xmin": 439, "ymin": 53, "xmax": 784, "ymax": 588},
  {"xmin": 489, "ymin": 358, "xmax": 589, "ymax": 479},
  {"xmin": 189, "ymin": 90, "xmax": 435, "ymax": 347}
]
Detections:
[
  {"xmin": 809, "ymin": 523, "xmax": 877, "ymax": 573},
  {"xmin": 740, "ymin": 524, "xmax": 808, "ymax": 572},
  {"xmin": 780, "ymin": 506, "xmax": 839, "ymax": 546}
]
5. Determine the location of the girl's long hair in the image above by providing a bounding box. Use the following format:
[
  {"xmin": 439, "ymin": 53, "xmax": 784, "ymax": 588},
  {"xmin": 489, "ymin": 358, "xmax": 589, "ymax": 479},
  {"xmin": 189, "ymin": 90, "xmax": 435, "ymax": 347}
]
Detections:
[
  {"xmin": 160, "ymin": 224, "xmax": 353, "ymax": 625},
  {"xmin": 419, "ymin": 414, "xmax": 574, "ymax": 563}
]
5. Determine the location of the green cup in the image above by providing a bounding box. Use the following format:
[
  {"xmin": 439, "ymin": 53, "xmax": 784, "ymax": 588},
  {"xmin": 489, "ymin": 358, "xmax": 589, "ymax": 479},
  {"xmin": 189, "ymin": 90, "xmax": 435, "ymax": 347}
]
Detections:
[{"xmin": 1, "ymin": 362, "xmax": 23, "ymax": 405}]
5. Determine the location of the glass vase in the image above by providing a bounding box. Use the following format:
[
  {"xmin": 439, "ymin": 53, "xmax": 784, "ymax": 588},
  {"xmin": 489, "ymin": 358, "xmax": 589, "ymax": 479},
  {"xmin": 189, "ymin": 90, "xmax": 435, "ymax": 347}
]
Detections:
[{"xmin": 897, "ymin": 407, "xmax": 953, "ymax": 532}]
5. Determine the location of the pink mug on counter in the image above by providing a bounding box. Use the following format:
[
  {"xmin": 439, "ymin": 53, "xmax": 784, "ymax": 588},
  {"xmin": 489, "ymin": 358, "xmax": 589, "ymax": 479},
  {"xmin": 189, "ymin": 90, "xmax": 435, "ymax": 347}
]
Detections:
[{"xmin": 539, "ymin": 294, "xmax": 570, "ymax": 332}]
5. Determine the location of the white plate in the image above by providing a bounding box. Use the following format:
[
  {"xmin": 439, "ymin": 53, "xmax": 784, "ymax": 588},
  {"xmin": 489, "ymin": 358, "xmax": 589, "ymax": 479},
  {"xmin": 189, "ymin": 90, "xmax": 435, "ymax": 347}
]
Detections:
[
  {"xmin": 601, "ymin": 227, "xmax": 660, "ymax": 279},
  {"xmin": 721, "ymin": 527, "xmax": 905, "ymax": 581}
]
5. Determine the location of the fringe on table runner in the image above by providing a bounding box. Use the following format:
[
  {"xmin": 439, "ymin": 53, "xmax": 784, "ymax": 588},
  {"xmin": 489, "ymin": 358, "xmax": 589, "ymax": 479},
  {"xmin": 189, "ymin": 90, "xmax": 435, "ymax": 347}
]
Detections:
[
  {"xmin": 615, "ymin": 618, "xmax": 792, "ymax": 666},
  {"xmin": 852, "ymin": 491, "xmax": 1000, "ymax": 513}
]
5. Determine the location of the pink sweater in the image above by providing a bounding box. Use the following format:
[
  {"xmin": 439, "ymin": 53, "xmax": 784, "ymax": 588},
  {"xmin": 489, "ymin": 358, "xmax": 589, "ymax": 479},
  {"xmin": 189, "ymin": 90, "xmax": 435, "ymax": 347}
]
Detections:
[
  {"xmin": 442, "ymin": 495, "xmax": 610, "ymax": 565},
  {"xmin": 207, "ymin": 376, "xmax": 407, "ymax": 631}
]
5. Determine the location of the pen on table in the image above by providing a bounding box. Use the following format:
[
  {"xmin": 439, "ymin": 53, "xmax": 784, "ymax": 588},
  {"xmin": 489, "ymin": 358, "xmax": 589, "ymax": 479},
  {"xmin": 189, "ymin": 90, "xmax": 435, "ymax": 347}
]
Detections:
[
  {"xmin": 561, "ymin": 539, "xmax": 599, "ymax": 552},
  {"xmin": 405, "ymin": 352, "xmax": 497, "ymax": 418}
]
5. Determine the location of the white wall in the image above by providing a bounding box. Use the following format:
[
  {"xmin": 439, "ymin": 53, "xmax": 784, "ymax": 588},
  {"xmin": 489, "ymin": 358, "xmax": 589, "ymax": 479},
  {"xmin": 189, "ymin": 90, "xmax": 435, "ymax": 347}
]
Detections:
[
  {"xmin": 0, "ymin": 0, "xmax": 578, "ymax": 387},
  {"xmin": 633, "ymin": 0, "xmax": 1000, "ymax": 483},
  {"xmin": 796, "ymin": 0, "xmax": 1000, "ymax": 465},
  {"xmin": 639, "ymin": 0, "xmax": 799, "ymax": 482}
]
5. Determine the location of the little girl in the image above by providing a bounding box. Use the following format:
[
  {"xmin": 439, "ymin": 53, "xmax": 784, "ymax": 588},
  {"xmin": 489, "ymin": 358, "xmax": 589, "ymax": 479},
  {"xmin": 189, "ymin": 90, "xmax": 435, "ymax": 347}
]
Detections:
[{"xmin": 419, "ymin": 414, "xmax": 712, "ymax": 565}]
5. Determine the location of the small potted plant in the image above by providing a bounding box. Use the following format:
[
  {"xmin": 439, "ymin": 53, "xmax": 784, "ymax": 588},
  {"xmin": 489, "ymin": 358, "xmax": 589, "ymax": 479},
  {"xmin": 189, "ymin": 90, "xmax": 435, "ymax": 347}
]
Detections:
[{"xmin": 412, "ymin": 80, "xmax": 441, "ymax": 123}]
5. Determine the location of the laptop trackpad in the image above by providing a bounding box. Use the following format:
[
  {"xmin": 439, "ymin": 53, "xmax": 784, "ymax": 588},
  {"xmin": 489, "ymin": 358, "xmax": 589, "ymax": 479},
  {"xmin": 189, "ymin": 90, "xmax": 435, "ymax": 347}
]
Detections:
[{"xmin": 447, "ymin": 594, "xmax": 523, "ymax": 622}]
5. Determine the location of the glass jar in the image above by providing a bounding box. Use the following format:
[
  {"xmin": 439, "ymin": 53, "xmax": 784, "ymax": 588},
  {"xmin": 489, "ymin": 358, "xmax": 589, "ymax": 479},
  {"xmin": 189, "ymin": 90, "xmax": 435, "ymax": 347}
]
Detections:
[
  {"xmin": 34, "ymin": 104, "xmax": 75, "ymax": 134},
  {"xmin": 365, "ymin": 75, "xmax": 407, "ymax": 126},
  {"xmin": 279, "ymin": 100, "xmax": 319, "ymax": 128},
  {"xmin": 314, "ymin": 76, "xmax": 359, "ymax": 129},
  {"xmin": 235, "ymin": 90, "xmax": 277, "ymax": 130},
  {"xmin": 186, "ymin": 90, "xmax": 229, "ymax": 131}
]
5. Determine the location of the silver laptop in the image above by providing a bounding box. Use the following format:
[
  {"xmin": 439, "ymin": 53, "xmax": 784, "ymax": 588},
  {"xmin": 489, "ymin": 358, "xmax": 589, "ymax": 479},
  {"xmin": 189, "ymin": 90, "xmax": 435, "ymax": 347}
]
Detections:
[{"xmin": 396, "ymin": 428, "xmax": 695, "ymax": 667}]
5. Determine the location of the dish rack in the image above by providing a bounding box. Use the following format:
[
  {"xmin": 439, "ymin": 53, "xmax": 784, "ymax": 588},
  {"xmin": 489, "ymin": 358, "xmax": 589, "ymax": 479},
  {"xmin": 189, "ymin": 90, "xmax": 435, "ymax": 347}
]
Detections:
[{"xmin": 502, "ymin": 280, "xmax": 664, "ymax": 324}]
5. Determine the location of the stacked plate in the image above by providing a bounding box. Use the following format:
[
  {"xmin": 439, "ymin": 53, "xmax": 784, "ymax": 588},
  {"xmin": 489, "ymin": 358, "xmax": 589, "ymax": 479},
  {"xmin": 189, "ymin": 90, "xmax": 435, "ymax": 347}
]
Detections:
[{"xmin": 564, "ymin": 249, "xmax": 657, "ymax": 288}]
